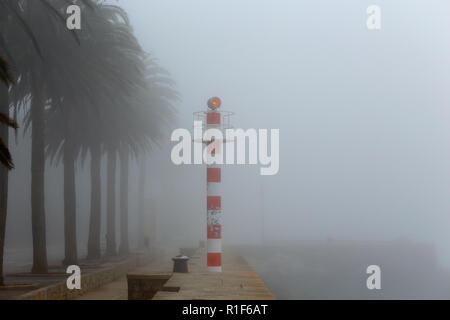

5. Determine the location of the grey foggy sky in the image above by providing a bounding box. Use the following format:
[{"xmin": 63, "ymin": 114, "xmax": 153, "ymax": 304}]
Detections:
[{"xmin": 115, "ymin": 1, "xmax": 450, "ymax": 262}]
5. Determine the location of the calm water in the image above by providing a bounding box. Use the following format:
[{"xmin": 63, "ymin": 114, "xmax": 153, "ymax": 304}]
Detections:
[{"xmin": 238, "ymin": 241, "xmax": 450, "ymax": 299}]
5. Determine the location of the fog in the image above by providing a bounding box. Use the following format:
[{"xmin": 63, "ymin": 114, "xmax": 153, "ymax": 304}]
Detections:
[
  {"xmin": 118, "ymin": 0, "xmax": 450, "ymax": 256},
  {"xmin": 4, "ymin": 0, "xmax": 450, "ymax": 299}
]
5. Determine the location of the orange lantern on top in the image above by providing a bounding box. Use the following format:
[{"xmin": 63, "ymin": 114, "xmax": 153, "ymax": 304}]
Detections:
[{"xmin": 207, "ymin": 97, "xmax": 221, "ymax": 110}]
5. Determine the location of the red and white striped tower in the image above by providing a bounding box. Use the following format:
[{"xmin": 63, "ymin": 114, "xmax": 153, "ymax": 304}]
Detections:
[
  {"xmin": 206, "ymin": 97, "xmax": 223, "ymax": 272},
  {"xmin": 194, "ymin": 97, "xmax": 233, "ymax": 272}
]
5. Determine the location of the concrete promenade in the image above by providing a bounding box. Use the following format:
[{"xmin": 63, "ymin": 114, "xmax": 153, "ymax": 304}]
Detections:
[
  {"xmin": 76, "ymin": 247, "xmax": 274, "ymax": 300},
  {"xmin": 153, "ymin": 248, "xmax": 275, "ymax": 300}
]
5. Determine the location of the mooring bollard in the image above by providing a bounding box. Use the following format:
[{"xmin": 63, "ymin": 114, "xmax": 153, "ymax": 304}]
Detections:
[{"xmin": 172, "ymin": 255, "xmax": 189, "ymax": 273}]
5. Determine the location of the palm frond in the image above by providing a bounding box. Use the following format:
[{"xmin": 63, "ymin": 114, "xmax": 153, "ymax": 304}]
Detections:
[
  {"xmin": 0, "ymin": 136, "xmax": 14, "ymax": 170},
  {"xmin": 0, "ymin": 55, "xmax": 14, "ymax": 86},
  {"xmin": 0, "ymin": 112, "xmax": 18, "ymax": 129},
  {"xmin": 3, "ymin": 0, "xmax": 44, "ymax": 59}
]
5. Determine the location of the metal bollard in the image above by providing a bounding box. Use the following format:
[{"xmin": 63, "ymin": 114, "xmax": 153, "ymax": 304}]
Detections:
[{"xmin": 172, "ymin": 255, "xmax": 189, "ymax": 273}]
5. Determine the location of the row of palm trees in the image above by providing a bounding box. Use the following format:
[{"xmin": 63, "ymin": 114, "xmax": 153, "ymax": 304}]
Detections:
[{"xmin": 0, "ymin": 0, "xmax": 177, "ymax": 285}]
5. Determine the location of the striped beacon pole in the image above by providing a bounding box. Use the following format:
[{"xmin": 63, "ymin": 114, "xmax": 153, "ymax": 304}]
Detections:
[
  {"xmin": 194, "ymin": 97, "xmax": 233, "ymax": 272},
  {"xmin": 206, "ymin": 97, "xmax": 223, "ymax": 272}
]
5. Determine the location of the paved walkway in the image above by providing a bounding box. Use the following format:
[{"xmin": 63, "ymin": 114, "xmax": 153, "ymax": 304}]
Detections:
[
  {"xmin": 153, "ymin": 248, "xmax": 275, "ymax": 300},
  {"xmin": 76, "ymin": 259, "xmax": 172, "ymax": 300},
  {"xmin": 76, "ymin": 248, "xmax": 274, "ymax": 300},
  {"xmin": 1, "ymin": 257, "xmax": 132, "ymax": 300}
]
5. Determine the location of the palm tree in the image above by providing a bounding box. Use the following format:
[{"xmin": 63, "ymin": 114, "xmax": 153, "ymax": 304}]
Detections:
[
  {"xmin": 86, "ymin": 142, "xmax": 101, "ymax": 259},
  {"xmin": 80, "ymin": 3, "xmax": 150, "ymax": 259},
  {"xmin": 44, "ymin": 2, "xmax": 152, "ymax": 261},
  {"xmin": 1, "ymin": 0, "xmax": 176, "ymax": 279},
  {"xmin": 0, "ymin": 0, "xmax": 36, "ymax": 282},
  {"xmin": 0, "ymin": 56, "xmax": 17, "ymax": 286},
  {"xmin": 137, "ymin": 154, "xmax": 148, "ymax": 248},
  {"xmin": 105, "ymin": 149, "xmax": 117, "ymax": 257},
  {"xmin": 0, "ymin": 0, "xmax": 39, "ymax": 282},
  {"xmin": 2, "ymin": 0, "xmax": 84, "ymax": 273},
  {"xmin": 114, "ymin": 57, "xmax": 177, "ymax": 255}
]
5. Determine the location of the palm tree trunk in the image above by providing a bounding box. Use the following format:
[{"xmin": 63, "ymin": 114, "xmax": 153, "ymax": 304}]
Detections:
[
  {"xmin": 31, "ymin": 89, "xmax": 48, "ymax": 274},
  {"xmin": 0, "ymin": 85, "xmax": 9, "ymax": 285},
  {"xmin": 105, "ymin": 150, "xmax": 116, "ymax": 257},
  {"xmin": 63, "ymin": 128, "xmax": 77, "ymax": 265},
  {"xmin": 87, "ymin": 144, "xmax": 101, "ymax": 260},
  {"xmin": 119, "ymin": 150, "xmax": 129, "ymax": 256},
  {"xmin": 138, "ymin": 155, "xmax": 147, "ymax": 248}
]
